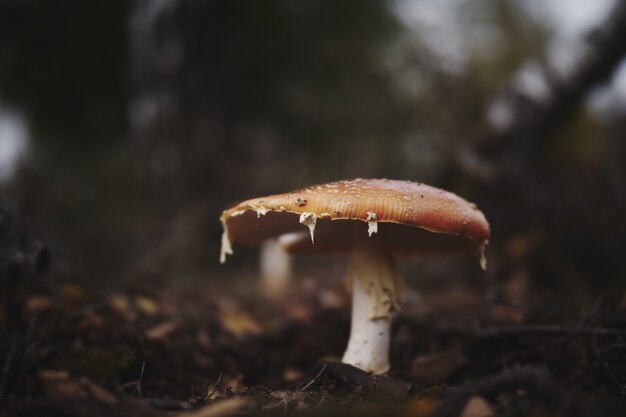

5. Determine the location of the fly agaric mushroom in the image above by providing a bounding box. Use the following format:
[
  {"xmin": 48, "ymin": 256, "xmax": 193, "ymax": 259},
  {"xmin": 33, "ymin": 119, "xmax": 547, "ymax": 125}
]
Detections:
[
  {"xmin": 259, "ymin": 238, "xmax": 292, "ymax": 299},
  {"xmin": 220, "ymin": 178, "xmax": 490, "ymax": 374}
]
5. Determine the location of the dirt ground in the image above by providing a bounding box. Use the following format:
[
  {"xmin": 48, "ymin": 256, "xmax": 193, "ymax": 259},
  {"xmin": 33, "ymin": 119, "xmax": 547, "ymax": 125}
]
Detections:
[{"xmin": 2, "ymin": 255, "xmax": 626, "ymax": 417}]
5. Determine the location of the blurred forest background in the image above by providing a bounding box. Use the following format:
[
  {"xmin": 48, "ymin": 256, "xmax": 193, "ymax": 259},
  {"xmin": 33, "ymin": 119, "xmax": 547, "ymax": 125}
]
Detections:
[{"xmin": 1, "ymin": 0, "xmax": 626, "ymax": 301}]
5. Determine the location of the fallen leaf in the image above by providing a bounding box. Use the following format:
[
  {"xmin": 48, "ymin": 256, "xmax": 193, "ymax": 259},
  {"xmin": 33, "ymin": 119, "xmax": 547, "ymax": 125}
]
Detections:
[
  {"xmin": 146, "ymin": 321, "xmax": 179, "ymax": 340},
  {"xmin": 285, "ymin": 303, "xmax": 311, "ymax": 323},
  {"xmin": 135, "ymin": 295, "xmax": 160, "ymax": 315},
  {"xmin": 25, "ymin": 295, "xmax": 57, "ymax": 313},
  {"xmin": 197, "ymin": 328, "xmax": 212, "ymax": 348},
  {"xmin": 283, "ymin": 367, "xmax": 304, "ymax": 382},
  {"xmin": 502, "ymin": 269, "xmax": 529, "ymax": 306},
  {"xmin": 460, "ymin": 396, "xmax": 495, "ymax": 417},
  {"xmin": 179, "ymin": 397, "xmax": 250, "ymax": 417},
  {"xmin": 109, "ymin": 294, "xmax": 138, "ymax": 321},
  {"xmin": 77, "ymin": 312, "xmax": 105, "ymax": 331},
  {"xmin": 109, "ymin": 294, "xmax": 130, "ymax": 313},
  {"xmin": 399, "ymin": 397, "xmax": 437, "ymax": 417},
  {"xmin": 220, "ymin": 310, "xmax": 263, "ymax": 338},
  {"xmin": 61, "ymin": 284, "xmax": 88, "ymax": 305},
  {"xmin": 506, "ymin": 235, "xmax": 530, "ymax": 260},
  {"xmin": 38, "ymin": 370, "xmax": 118, "ymax": 405},
  {"xmin": 491, "ymin": 305, "xmax": 526, "ymax": 324}
]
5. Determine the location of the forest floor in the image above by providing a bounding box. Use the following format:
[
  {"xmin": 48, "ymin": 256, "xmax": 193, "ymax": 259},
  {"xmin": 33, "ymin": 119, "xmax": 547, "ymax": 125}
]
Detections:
[{"xmin": 2, "ymin": 262, "xmax": 626, "ymax": 417}]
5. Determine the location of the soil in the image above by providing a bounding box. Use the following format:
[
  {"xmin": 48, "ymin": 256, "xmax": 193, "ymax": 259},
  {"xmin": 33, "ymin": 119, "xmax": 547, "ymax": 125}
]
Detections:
[{"xmin": 2, "ymin": 260, "xmax": 626, "ymax": 417}]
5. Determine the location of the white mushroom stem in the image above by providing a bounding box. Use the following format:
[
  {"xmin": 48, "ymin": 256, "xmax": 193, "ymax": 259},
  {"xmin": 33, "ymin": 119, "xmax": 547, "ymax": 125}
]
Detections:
[
  {"xmin": 259, "ymin": 239, "xmax": 292, "ymax": 299},
  {"xmin": 342, "ymin": 238, "xmax": 404, "ymax": 374}
]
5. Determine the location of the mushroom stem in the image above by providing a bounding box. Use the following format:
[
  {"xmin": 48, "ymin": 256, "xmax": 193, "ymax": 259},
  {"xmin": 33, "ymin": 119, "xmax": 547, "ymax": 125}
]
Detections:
[
  {"xmin": 259, "ymin": 239, "xmax": 292, "ymax": 299},
  {"xmin": 342, "ymin": 238, "xmax": 405, "ymax": 374}
]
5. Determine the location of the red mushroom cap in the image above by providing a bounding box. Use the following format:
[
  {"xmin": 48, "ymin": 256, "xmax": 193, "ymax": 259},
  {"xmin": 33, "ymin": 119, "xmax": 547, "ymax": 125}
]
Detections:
[{"xmin": 221, "ymin": 178, "xmax": 490, "ymax": 256}]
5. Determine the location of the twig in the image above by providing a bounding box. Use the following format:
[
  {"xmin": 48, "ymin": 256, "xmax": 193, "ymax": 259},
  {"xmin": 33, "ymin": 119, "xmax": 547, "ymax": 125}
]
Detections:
[
  {"xmin": 299, "ymin": 363, "xmax": 327, "ymax": 392},
  {"xmin": 116, "ymin": 361, "xmax": 146, "ymax": 397},
  {"xmin": 131, "ymin": 361, "xmax": 145, "ymax": 398},
  {"xmin": 204, "ymin": 373, "xmax": 223, "ymax": 401}
]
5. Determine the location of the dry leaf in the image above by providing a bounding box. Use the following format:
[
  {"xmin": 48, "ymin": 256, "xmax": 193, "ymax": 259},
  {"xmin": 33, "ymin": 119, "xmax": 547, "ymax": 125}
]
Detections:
[
  {"xmin": 146, "ymin": 320, "xmax": 179, "ymax": 340},
  {"xmin": 179, "ymin": 397, "xmax": 250, "ymax": 417},
  {"xmin": 491, "ymin": 305, "xmax": 526, "ymax": 324},
  {"xmin": 197, "ymin": 328, "xmax": 212, "ymax": 348},
  {"xmin": 25, "ymin": 295, "xmax": 56, "ymax": 313},
  {"xmin": 135, "ymin": 295, "xmax": 160, "ymax": 315},
  {"xmin": 283, "ymin": 367, "xmax": 304, "ymax": 382},
  {"xmin": 460, "ymin": 396, "xmax": 495, "ymax": 417},
  {"xmin": 285, "ymin": 303, "xmax": 311, "ymax": 323},
  {"xmin": 38, "ymin": 370, "xmax": 118, "ymax": 405},
  {"xmin": 77, "ymin": 312, "xmax": 105, "ymax": 330},
  {"xmin": 61, "ymin": 284, "xmax": 88, "ymax": 305},
  {"xmin": 220, "ymin": 310, "xmax": 263, "ymax": 338},
  {"xmin": 399, "ymin": 397, "xmax": 437, "ymax": 417},
  {"xmin": 109, "ymin": 294, "xmax": 130, "ymax": 314}
]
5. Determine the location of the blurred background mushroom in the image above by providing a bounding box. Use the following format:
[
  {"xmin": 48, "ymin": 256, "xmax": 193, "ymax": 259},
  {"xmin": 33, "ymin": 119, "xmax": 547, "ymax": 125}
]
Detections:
[{"xmin": 259, "ymin": 239, "xmax": 293, "ymax": 300}]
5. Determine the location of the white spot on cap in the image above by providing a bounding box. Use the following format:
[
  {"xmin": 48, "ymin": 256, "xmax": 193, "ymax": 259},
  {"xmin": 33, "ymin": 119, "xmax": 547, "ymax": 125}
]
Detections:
[
  {"xmin": 220, "ymin": 230, "xmax": 233, "ymax": 264},
  {"xmin": 366, "ymin": 212, "xmax": 378, "ymax": 237},
  {"xmin": 299, "ymin": 212, "xmax": 317, "ymax": 244},
  {"xmin": 255, "ymin": 207, "xmax": 269, "ymax": 217}
]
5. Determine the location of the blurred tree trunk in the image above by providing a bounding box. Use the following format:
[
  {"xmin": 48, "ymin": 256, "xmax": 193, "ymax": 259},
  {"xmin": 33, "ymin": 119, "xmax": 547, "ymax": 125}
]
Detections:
[{"xmin": 444, "ymin": 0, "xmax": 626, "ymax": 295}]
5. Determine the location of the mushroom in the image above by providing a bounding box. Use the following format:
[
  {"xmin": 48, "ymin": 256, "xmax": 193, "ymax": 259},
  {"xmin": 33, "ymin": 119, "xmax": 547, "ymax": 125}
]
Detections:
[
  {"xmin": 220, "ymin": 179, "xmax": 490, "ymax": 374},
  {"xmin": 259, "ymin": 238, "xmax": 292, "ymax": 299}
]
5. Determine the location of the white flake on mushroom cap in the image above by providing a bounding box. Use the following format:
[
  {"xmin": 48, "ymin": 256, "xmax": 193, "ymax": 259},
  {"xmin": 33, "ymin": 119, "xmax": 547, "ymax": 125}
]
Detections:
[
  {"xmin": 218, "ymin": 211, "xmax": 245, "ymax": 264},
  {"xmin": 479, "ymin": 243, "xmax": 488, "ymax": 271},
  {"xmin": 299, "ymin": 212, "xmax": 317, "ymax": 243},
  {"xmin": 366, "ymin": 212, "xmax": 378, "ymax": 237},
  {"xmin": 220, "ymin": 228, "xmax": 233, "ymax": 264},
  {"xmin": 253, "ymin": 206, "xmax": 269, "ymax": 217}
]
